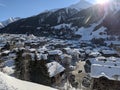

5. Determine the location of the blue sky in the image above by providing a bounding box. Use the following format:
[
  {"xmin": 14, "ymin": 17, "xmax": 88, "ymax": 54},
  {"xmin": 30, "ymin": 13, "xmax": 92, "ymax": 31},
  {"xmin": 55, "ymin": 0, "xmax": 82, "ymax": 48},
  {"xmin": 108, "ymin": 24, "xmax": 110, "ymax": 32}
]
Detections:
[{"xmin": 0, "ymin": 0, "xmax": 95, "ymax": 21}]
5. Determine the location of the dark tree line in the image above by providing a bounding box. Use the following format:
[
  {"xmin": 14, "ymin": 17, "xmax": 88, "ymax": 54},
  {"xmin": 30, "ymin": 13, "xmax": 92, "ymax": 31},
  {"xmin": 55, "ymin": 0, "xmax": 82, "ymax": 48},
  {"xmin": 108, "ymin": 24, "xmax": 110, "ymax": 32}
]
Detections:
[{"xmin": 91, "ymin": 38, "xmax": 106, "ymax": 46}]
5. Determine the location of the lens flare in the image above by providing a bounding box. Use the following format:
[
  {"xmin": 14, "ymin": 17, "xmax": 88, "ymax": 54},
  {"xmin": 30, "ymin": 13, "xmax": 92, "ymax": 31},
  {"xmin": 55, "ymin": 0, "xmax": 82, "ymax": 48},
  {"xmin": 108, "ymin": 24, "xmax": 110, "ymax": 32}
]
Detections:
[{"xmin": 96, "ymin": 0, "xmax": 110, "ymax": 4}]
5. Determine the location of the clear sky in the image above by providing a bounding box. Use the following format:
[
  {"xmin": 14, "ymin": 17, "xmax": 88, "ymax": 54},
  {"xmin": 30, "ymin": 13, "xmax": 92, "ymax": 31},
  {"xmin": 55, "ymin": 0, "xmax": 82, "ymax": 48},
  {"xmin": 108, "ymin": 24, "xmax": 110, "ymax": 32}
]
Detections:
[{"xmin": 0, "ymin": 0, "xmax": 95, "ymax": 21}]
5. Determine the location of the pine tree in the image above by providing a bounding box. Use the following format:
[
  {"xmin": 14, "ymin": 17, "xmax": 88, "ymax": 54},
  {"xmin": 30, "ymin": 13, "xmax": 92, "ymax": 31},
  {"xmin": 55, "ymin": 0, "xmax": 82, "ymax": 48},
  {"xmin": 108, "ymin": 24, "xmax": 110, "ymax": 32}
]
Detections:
[
  {"xmin": 14, "ymin": 50, "xmax": 24, "ymax": 79},
  {"xmin": 15, "ymin": 50, "xmax": 31, "ymax": 80},
  {"xmin": 29, "ymin": 54, "xmax": 51, "ymax": 86}
]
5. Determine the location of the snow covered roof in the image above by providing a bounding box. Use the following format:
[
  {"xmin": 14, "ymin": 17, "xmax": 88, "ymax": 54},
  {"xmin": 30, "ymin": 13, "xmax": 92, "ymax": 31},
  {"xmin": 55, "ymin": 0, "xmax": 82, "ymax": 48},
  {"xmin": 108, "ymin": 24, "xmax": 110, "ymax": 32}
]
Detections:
[
  {"xmin": 96, "ymin": 56, "xmax": 106, "ymax": 61},
  {"xmin": 63, "ymin": 48, "xmax": 80, "ymax": 55},
  {"xmin": 2, "ymin": 50, "xmax": 10, "ymax": 54},
  {"xmin": 48, "ymin": 50, "xmax": 62, "ymax": 55},
  {"xmin": 72, "ymin": 49, "xmax": 80, "ymax": 54},
  {"xmin": 89, "ymin": 56, "xmax": 120, "ymax": 81},
  {"xmin": 89, "ymin": 51, "xmax": 101, "ymax": 57},
  {"xmin": 37, "ymin": 46, "xmax": 48, "ymax": 53},
  {"xmin": 28, "ymin": 34, "xmax": 36, "ymax": 39},
  {"xmin": 63, "ymin": 48, "xmax": 72, "ymax": 53},
  {"xmin": 60, "ymin": 54, "xmax": 72, "ymax": 60},
  {"xmin": 91, "ymin": 64, "xmax": 120, "ymax": 81},
  {"xmin": 89, "ymin": 56, "xmax": 120, "ymax": 65},
  {"xmin": 29, "ymin": 48, "xmax": 36, "ymax": 52},
  {"xmin": 46, "ymin": 62, "xmax": 65, "ymax": 77},
  {"xmin": 19, "ymin": 47, "xmax": 25, "ymax": 50},
  {"xmin": 36, "ymin": 53, "xmax": 48, "ymax": 60},
  {"xmin": 101, "ymin": 49, "xmax": 118, "ymax": 55}
]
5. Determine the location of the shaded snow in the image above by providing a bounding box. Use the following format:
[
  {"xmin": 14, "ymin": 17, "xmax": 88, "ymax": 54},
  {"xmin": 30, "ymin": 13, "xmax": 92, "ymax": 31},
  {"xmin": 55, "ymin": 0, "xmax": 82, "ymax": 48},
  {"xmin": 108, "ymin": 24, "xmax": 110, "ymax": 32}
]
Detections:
[
  {"xmin": 91, "ymin": 26, "xmax": 107, "ymax": 39},
  {"xmin": 52, "ymin": 23, "xmax": 72, "ymax": 30},
  {"xmin": 75, "ymin": 24, "xmax": 97, "ymax": 40},
  {"xmin": 57, "ymin": 16, "xmax": 62, "ymax": 23},
  {"xmin": 75, "ymin": 23, "xmax": 107, "ymax": 40},
  {"xmin": 0, "ymin": 23, "xmax": 4, "ymax": 28}
]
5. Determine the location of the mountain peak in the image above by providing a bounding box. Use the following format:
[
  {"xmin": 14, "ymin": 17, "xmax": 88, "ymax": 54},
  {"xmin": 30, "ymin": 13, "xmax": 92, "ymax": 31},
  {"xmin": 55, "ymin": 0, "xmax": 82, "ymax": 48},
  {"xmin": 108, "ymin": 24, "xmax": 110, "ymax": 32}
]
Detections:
[
  {"xmin": 0, "ymin": 17, "xmax": 21, "ymax": 29},
  {"xmin": 69, "ymin": 0, "xmax": 92, "ymax": 11}
]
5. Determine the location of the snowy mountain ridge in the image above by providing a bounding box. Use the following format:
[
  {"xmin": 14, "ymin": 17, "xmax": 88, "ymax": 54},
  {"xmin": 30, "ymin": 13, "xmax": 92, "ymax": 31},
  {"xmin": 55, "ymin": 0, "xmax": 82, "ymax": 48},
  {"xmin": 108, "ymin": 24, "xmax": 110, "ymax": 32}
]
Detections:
[
  {"xmin": 0, "ymin": 17, "xmax": 20, "ymax": 29},
  {"xmin": 69, "ymin": 0, "xmax": 92, "ymax": 10},
  {"xmin": 0, "ymin": 0, "xmax": 120, "ymax": 40}
]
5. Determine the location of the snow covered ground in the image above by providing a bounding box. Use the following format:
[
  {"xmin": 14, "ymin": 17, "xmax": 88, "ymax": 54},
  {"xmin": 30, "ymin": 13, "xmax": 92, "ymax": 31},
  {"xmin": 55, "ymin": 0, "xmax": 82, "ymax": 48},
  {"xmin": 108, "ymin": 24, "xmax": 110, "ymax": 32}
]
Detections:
[
  {"xmin": 75, "ymin": 24, "xmax": 107, "ymax": 40},
  {"xmin": 0, "ymin": 72, "xmax": 57, "ymax": 90}
]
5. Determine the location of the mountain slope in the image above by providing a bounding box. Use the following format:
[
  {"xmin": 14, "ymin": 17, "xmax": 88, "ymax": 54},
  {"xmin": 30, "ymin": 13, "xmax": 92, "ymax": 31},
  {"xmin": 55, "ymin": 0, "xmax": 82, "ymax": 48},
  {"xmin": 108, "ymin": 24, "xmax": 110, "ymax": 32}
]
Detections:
[
  {"xmin": 0, "ymin": 72, "xmax": 56, "ymax": 90},
  {"xmin": 0, "ymin": 0, "xmax": 120, "ymax": 40},
  {"xmin": 0, "ymin": 17, "xmax": 20, "ymax": 29},
  {"xmin": 0, "ymin": 8, "xmax": 79, "ymax": 37}
]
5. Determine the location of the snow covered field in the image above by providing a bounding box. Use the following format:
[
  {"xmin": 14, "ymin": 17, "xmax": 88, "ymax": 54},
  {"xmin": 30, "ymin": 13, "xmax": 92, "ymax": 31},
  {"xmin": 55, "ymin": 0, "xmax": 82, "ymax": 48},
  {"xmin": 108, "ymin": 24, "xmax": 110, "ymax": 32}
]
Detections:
[{"xmin": 0, "ymin": 72, "xmax": 56, "ymax": 90}]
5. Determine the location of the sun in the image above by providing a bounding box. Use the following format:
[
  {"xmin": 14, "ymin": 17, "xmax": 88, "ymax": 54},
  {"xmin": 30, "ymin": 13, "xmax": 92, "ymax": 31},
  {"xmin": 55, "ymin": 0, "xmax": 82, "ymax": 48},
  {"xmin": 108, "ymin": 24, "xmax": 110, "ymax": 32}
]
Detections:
[{"xmin": 96, "ymin": 0, "xmax": 110, "ymax": 4}]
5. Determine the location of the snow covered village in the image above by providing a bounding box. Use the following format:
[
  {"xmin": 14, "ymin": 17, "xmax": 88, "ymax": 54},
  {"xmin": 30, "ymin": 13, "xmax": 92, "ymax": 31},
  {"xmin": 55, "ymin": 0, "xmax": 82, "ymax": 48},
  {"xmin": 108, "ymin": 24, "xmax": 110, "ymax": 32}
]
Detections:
[
  {"xmin": 0, "ymin": 33, "xmax": 119, "ymax": 90},
  {"xmin": 0, "ymin": 0, "xmax": 120, "ymax": 90}
]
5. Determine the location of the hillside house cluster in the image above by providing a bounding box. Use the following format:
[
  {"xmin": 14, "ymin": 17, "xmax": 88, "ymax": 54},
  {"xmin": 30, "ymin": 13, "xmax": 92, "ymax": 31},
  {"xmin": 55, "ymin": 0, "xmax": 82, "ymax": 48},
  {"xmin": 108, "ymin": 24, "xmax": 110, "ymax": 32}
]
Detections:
[
  {"xmin": 0, "ymin": 34, "xmax": 82, "ymax": 86},
  {"xmin": 84, "ymin": 47, "xmax": 120, "ymax": 89},
  {"xmin": 0, "ymin": 34, "xmax": 119, "ymax": 89}
]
